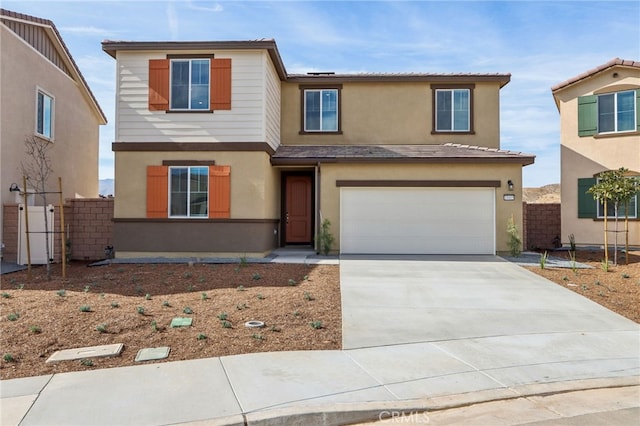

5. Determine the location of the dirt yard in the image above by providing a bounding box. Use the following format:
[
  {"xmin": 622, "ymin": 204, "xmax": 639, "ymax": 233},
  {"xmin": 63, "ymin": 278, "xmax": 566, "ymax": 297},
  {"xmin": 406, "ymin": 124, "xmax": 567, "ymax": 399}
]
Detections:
[
  {"xmin": 0, "ymin": 262, "xmax": 340, "ymax": 380},
  {"xmin": 1, "ymin": 249, "xmax": 637, "ymax": 380}
]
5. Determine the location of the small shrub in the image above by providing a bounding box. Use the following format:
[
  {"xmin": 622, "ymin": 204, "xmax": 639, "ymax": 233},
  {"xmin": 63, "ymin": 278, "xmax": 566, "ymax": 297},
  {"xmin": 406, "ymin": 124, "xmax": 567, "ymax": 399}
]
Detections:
[
  {"xmin": 622, "ymin": 273, "xmax": 630, "ymax": 279},
  {"xmin": 136, "ymin": 306, "xmax": 145, "ymax": 315},
  {"xmin": 221, "ymin": 320, "xmax": 232, "ymax": 328},
  {"xmin": 2, "ymin": 292, "xmax": 11, "ymax": 298},
  {"xmin": 236, "ymin": 303, "xmax": 247, "ymax": 311},
  {"xmin": 304, "ymin": 292, "xmax": 315, "ymax": 301},
  {"xmin": 539, "ymin": 251, "xmax": 548, "ymax": 269},
  {"xmin": 186, "ymin": 285, "xmax": 195, "ymax": 292},
  {"xmin": 569, "ymin": 250, "xmax": 578, "ymax": 274},
  {"xmin": 201, "ymin": 292, "xmax": 209, "ymax": 300},
  {"xmin": 83, "ymin": 285, "xmax": 91, "ymax": 293},
  {"xmin": 183, "ymin": 307, "xmax": 193, "ymax": 314},
  {"xmin": 197, "ymin": 333, "xmax": 207, "ymax": 340},
  {"xmin": 581, "ymin": 285, "xmax": 589, "ymax": 291},
  {"xmin": 293, "ymin": 310, "xmax": 301, "ymax": 317},
  {"xmin": 506, "ymin": 216, "xmax": 522, "ymax": 257},
  {"xmin": 303, "ymin": 275, "xmax": 309, "ymax": 281},
  {"xmin": 79, "ymin": 305, "xmax": 91, "ymax": 313},
  {"xmin": 568, "ymin": 233, "xmax": 576, "ymax": 253},
  {"xmin": 29, "ymin": 325, "xmax": 41, "ymax": 334},
  {"xmin": 252, "ymin": 333, "xmax": 264, "ymax": 341},
  {"xmin": 198, "ymin": 276, "xmax": 206, "ymax": 283},
  {"xmin": 96, "ymin": 324, "xmax": 108, "ymax": 333},
  {"xmin": 151, "ymin": 321, "xmax": 158, "ymax": 332},
  {"xmin": 287, "ymin": 279, "xmax": 297, "ymax": 286},
  {"xmin": 15, "ymin": 283, "xmax": 24, "ymax": 290},
  {"xmin": 3, "ymin": 353, "xmax": 15, "ymax": 362},
  {"xmin": 562, "ymin": 276, "xmax": 568, "ymax": 281},
  {"xmin": 239, "ymin": 255, "xmax": 248, "ymax": 268},
  {"xmin": 162, "ymin": 300, "xmax": 171, "ymax": 307},
  {"xmin": 110, "ymin": 301, "xmax": 120, "ymax": 308},
  {"xmin": 270, "ymin": 325, "xmax": 281, "ymax": 332},
  {"xmin": 310, "ymin": 320, "xmax": 323, "ymax": 329},
  {"xmin": 183, "ymin": 271, "xmax": 193, "ymax": 279},
  {"xmin": 252, "ymin": 273, "xmax": 261, "ymax": 281},
  {"xmin": 595, "ymin": 280, "xmax": 601, "ymax": 286},
  {"xmin": 100, "ymin": 293, "xmax": 105, "ymax": 299},
  {"xmin": 601, "ymin": 259, "xmax": 610, "ymax": 272},
  {"xmin": 237, "ymin": 285, "xmax": 246, "ymax": 292},
  {"xmin": 317, "ymin": 219, "xmax": 335, "ymax": 255},
  {"xmin": 7, "ymin": 313, "xmax": 19, "ymax": 321},
  {"xmin": 80, "ymin": 359, "xmax": 93, "ymax": 367},
  {"xmin": 56, "ymin": 289, "xmax": 66, "ymax": 297},
  {"xmin": 217, "ymin": 312, "xmax": 228, "ymax": 321},
  {"xmin": 256, "ymin": 293, "xmax": 265, "ymax": 300},
  {"xmin": 145, "ymin": 293, "xmax": 152, "ymax": 300}
]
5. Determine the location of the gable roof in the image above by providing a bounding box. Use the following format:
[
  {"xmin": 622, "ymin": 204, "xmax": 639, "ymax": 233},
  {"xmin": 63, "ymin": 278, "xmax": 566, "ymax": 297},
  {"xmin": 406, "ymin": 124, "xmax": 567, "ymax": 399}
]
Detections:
[
  {"xmin": 271, "ymin": 143, "xmax": 535, "ymax": 166},
  {"xmin": 1, "ymin": 8, "xmax": 107, "ymax": 124},
  {"xmin": 551, "ymin": 58, "xmax": 640, "ymax": 93}
]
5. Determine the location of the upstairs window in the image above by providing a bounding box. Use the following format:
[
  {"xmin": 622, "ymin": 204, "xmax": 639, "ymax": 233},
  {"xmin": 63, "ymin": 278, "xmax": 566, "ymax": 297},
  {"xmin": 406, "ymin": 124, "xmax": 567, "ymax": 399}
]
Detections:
[
  {"xmin": 170, "ymin": 59, "xmax": 210, "ymax": 110},
  {"xmin": 577, "ymin": 177, "xmax": 638, "ymax": 219},
  {"xmin": 435, "ymin": 89, "xmax": 470, "ymax": 132},
  {"xmin": 303, "ymin": 88, "xmax": 339, "ymax": 132},
  {"xmin": 36, "ymin": 89, "xmax": 53, "ymax": 139},
  {"xmin": 578, "ymin": 89, "xmax": 640, "ymax": 136},
  {"xmin": 148, "ymin": 58, "xmax": 231, "ymax": 112}
]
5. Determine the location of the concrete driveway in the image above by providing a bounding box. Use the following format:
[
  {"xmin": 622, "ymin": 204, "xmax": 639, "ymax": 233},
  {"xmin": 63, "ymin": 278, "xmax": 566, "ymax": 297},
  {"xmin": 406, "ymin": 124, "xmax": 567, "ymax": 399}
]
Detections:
[{"xmin": 341, "ymin": 255, "xmax": 639, "ymax": 392}]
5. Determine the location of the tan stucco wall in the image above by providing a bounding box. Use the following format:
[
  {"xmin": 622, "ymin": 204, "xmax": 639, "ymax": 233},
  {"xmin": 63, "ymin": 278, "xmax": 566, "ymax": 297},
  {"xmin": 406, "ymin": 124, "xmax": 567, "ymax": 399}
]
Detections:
[
  {"xmin": 281, "ymin": 81, "xmax": 502, "ymax": 147},
  {"xmin": 1, "ymin": 24, "xmax": 101, "ymax": 205},
  {"xmin": 315, "ymin": 162, "xmax": 523, "ymax": 254},
  {"xmin": 555, "ymin": 65, "xmax": 640, "ymax": 246},
  {"xmin": 114, "ymin": 151, "xmax": 279, "ymax": 219}
]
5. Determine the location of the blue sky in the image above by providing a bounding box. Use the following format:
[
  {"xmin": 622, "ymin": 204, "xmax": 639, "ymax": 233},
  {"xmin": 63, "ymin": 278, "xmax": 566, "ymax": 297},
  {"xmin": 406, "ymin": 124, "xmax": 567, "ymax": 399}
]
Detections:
[{"xmin": 4, "ymin": 0, "xmax": 640, "ymax": 186}]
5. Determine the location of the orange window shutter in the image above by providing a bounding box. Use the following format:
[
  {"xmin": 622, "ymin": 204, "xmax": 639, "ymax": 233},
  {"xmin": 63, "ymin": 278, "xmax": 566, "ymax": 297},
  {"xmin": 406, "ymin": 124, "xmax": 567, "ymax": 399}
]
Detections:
[
  {"xmin": 210, "ymin": 58, "xmax": 232, "ymax": 110},
  {"xmin": 149, "ymin": 59, "xmax": 170, "ymax": 111},
  {"xmin": 146, "ymin": 165, "xmax": 168, "ymax": 218},
  {"xmin": 209, "ymin": 165, "xmax": 231, "ymax": 218}
]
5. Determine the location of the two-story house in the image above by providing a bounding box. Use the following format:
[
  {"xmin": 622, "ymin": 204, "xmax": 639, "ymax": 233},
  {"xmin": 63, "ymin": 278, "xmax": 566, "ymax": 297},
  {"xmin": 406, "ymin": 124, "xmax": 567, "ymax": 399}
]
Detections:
[
  {"xmin": 1, "ymin": 9, "xmax": 107, "ymax": 258},
  {"xmin": 101, "ymin": 39, "xmax": 534, "ymax": 258},
  {"xmin": 552, "ymin": 58, "xmax": 639, "ymax": 248}
]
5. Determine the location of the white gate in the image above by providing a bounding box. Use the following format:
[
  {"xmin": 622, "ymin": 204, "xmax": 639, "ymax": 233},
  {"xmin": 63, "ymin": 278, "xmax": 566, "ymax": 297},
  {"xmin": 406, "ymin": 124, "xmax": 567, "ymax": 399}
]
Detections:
[{"xmin": 17, "ymin": 204, "xmax": 55, "ymax": 265}]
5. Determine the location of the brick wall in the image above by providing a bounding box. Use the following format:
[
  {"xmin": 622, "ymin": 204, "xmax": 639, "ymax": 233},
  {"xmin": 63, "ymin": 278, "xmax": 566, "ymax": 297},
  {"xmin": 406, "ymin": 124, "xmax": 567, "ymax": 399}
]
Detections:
[
  {"xmin": 522, "ymin": 202, "xmax": 561, "ymax": 251},
  {"xmin": 2, "ymin": 198, "xmax": 114, "ymax": 263}
]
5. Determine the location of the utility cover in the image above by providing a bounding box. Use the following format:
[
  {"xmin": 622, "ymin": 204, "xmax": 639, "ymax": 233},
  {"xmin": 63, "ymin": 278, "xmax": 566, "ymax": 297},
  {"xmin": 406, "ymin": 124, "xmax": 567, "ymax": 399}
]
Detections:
[
  {"xmin": 135, "ymin": 346, "xmax": 170, "ymax": 362},
  {"xmin": 170, "ymin": 317, "xmax": 193, "ymax": 327},
  {"xmin": 46, "ymin": 343, "xmax": 124, "ymax": 363}
]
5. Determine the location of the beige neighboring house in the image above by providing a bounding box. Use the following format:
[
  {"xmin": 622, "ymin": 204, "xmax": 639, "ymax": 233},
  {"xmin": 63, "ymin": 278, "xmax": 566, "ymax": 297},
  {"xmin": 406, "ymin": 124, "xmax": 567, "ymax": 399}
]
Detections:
[
  {"xmin": 102, "ymin": 39, "xmax": 534, "ymax": 258},
  {"xmin": 552, "ymin": 58, "xmax": 640, "ymax": 248},
  {"xmin": 0, "ymin": 9, "xmax": 107, "ymax": 253}
]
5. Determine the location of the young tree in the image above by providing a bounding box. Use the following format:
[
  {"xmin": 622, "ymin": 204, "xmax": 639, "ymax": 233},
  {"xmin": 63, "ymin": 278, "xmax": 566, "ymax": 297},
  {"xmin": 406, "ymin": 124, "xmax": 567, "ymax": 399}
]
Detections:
[
  {"xmin": 21, "ymin": 136, "xmax": 54, "ymax": 280},
  {"xmin": 588, "ymin": 168, "xmax": 640, "ymax": 265}
]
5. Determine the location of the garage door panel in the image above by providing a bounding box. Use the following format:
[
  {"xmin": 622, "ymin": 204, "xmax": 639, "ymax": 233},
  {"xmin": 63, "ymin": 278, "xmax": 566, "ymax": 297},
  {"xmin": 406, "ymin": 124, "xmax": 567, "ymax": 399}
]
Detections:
[{"xmin": 341, "ymin": 187, "xmax": 495, "ymax": 255}]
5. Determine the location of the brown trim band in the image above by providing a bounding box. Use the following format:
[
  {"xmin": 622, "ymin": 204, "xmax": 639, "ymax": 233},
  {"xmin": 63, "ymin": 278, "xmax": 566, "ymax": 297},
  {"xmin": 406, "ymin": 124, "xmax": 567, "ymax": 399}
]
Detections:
[
  {"xmin": 114, "ymin": 218, "xmax": 280, "ymax": 224},
  {"xmin": 287, "ymin": 75, "xmax": 510, "ymax": 87},
  {"xmin": 113, "ymin": 142, "xmax": 276, "ymax": 155},
  {"xmin": 272, "ymin": 157, "xmax": 535, "ymax": 166},
  {"xmin": 162, "ymin": 160, "xmax": 216, "ymax": 166},
  {"xmin": 336, "ymin": 180, "xmax": 501, "ymax": 188},
  {"xmin": 167, "ymin": 54, "xmax": 216, "ymax": 59}
]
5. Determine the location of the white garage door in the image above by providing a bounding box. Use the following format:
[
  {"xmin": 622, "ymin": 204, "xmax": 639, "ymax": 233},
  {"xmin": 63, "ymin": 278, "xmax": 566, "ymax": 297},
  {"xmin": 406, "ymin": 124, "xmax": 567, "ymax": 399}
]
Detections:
[{"xmin": 340, "ymin": 187, "xmax": 495, "ymax": 254}]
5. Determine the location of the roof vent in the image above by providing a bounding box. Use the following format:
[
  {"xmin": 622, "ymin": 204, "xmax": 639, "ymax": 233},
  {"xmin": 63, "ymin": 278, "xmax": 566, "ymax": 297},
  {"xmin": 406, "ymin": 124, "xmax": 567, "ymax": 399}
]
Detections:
[{"xmin": 307, "ymin": 72, "xmax": 335, "ymax": 76}]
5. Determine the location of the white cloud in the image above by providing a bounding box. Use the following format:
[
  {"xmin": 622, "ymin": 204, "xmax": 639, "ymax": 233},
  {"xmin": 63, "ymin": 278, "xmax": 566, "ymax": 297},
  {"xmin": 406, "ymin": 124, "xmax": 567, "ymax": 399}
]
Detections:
[
  {"xmin": 166, "ymin": 2, "xmax": 179, "ymax": 40},
  {"xmin": 59, "ymin": 26, "xmax": 118, "ymax": 37},
  {"xmin": 187, "ymin": 0, "xmax": 223, "ymax": 13}
]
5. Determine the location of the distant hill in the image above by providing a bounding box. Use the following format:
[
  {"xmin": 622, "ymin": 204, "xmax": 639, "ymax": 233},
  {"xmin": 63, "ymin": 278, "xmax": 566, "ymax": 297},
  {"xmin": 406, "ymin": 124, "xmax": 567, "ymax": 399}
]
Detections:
[
  {"xmin": 523, "ymin": 184, "xmax": 560, "ymax": 203},
  {"xmin": 99, "ymin": 179, "xmax": 114, "ymax": 197}
]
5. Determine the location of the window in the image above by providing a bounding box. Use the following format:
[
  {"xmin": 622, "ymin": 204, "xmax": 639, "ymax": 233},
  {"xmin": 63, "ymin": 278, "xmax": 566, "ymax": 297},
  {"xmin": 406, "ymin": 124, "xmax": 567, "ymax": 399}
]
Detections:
[
  {"xmin": 148, "ymin": 58, "xmax": 231, "ymax": 112},
  {"xmin": 578, "ymin": 89, "xmax": 639, "ymax": 136},
  {"xmin": 146, "ymin": 165, "xmax": 230, "ymax": 219},
  {"xmin": 304, "ymin": 89, "xmax": 338, "ymax": 132},
  {"xmin": 36, "ymin": 89, "xmax": 53, "ymax": 139},
  {"xmin": 170, "ymin": 59, "xmax": 210, "ymax": 110},
  {"xmin": 577, "ymin": 177, "xmax": 638, "ymax": 219},
  {"xmin": 170, "ymin": 166, "xmax": 209, "ymax": 217},
  {"xmin": 435, "ymin": 89, "xmax": 470, "ymax": 132}
]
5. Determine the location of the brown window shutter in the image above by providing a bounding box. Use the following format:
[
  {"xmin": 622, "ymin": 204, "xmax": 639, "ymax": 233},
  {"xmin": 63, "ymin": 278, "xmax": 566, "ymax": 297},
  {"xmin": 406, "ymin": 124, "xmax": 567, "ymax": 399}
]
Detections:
[
  {"xmin": 146, "ymin": 165, "xmax": 168, "ymax": 218},
  {"xmin": 149, "ymin": 59, "xmax": 170, "ymax": 111},
  {"xmin": 209, "ymin": 165, "xmax": 231, "ymax": 218},
  {"xmin": 210, "ymin": 58, "xmax": 232, "ymax": 110}
]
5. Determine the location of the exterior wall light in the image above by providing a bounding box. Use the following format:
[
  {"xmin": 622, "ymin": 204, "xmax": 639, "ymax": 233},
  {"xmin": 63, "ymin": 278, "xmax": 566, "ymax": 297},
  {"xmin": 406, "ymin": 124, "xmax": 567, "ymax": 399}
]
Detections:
[
  {"xmin": 9, "ymin": 183, "xmax": 21, "ymax": 192},
  {"xmin": 507, "ymin": 180, "xmax": 514, "ymax": 191}
]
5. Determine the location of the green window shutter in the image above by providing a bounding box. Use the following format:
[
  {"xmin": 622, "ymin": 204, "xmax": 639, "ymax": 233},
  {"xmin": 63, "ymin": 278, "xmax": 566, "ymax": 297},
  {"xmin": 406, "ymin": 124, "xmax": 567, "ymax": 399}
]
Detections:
[
  {"xmin": 577, "ymin": 178, "xmax": 597, "ymax": 218},
  {"xmin": 636, "ymin": 89, "xmax": 640, "ymax": 132},
  {"xmin": 577, "ymin": 95, "xmax": 597, "ymax": 137}
]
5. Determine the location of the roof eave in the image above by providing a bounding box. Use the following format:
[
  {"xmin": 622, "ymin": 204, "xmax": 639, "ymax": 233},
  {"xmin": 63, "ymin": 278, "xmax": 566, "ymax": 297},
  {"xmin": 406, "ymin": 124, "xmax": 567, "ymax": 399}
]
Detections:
[
  {"xmin": 271, "ymin": 156, "xmax": 534, "ymax": 166},
  {"xmin": 286, "ymin": 73, "xmax": 511, "ymax": 87}
]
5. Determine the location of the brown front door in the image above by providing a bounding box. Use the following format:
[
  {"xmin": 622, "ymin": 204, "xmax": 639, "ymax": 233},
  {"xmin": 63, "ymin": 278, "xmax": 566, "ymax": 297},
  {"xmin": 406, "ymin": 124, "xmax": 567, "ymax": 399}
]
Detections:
[{"xmin": 285, "ymin": 175, "xmax": 312, "ymax": 243}]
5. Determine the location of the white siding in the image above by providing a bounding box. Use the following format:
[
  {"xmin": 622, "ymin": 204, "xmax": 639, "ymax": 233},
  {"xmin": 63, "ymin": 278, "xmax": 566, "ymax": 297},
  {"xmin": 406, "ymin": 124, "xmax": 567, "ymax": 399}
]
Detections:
[
  {"xmin": 115, "ymin": 50, "xmax": 268, "ymax": 143},
  {"xmin": 264, "ymin": 52, "xmax": 281, "ymax": 150}
]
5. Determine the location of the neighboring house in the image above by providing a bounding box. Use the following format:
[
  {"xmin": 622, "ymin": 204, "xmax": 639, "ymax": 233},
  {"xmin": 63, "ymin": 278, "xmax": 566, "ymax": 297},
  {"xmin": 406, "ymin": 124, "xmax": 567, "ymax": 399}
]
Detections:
[
  {"xmin": 0, "ymin": 9, "xmax": 107, "ymax": 252},
  {"xmin": 552, "ymin": 58, "xmax": 640, "ymax": 248},
  {"xmin": 101, "ymin": 39, "xmax": 534, "ymax": 258}
]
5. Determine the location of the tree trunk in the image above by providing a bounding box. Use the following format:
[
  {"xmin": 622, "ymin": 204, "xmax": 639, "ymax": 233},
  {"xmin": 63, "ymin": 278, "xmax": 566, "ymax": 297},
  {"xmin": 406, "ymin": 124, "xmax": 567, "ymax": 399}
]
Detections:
[{"xmin": 603, "ymin": 199, "xmax": 608, "ymax": 266}]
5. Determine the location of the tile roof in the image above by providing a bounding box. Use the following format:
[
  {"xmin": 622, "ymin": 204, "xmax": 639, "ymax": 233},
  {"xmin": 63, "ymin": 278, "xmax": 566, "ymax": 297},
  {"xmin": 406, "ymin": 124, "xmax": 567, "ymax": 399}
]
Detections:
[
  {"xmin": 271, "ymin": 143, "xmax": 535, "ymax": 166},
  {"xmin": 551, "ymin": 58, "xmax": 640, "ymax": 92},
  {"xmin": 1, "ymin": 8, "xmax": 107, "ymax": 123}
]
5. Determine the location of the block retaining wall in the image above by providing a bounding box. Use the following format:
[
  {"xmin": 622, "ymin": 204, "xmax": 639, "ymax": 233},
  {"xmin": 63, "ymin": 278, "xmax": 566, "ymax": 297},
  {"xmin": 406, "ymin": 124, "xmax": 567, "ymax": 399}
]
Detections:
[{"xmin": 522, "ymin": 202, "xmax": 561, "ymax": 251}]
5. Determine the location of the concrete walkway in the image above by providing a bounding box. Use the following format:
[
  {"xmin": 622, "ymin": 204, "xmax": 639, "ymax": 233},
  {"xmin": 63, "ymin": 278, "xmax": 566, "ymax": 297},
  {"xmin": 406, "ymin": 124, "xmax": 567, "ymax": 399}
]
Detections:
[{"xmin": 1, "ymin": 255, "xmax": 638, "ymax": 425}]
